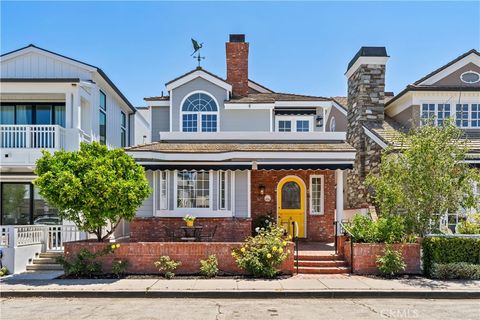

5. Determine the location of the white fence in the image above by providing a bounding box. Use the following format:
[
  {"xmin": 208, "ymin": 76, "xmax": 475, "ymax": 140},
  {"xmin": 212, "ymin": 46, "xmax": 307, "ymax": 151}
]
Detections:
[
  {"xmin": 0, "ymin": 125, "xmax": 66, "ymax": 149},
  {"xmin": 0, "ymin": 225, "xmax": 87, "ymax": 251}
]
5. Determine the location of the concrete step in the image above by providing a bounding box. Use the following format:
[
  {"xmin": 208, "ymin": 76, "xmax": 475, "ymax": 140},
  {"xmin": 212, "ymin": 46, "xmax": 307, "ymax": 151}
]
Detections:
[
  {"xmin": 38, "ymin": 252, "xmax": 63, "ymax": 259},
  {"xmin": 26, "ymin": 264, "xmax": 63, "ymax": 271},
  {"xmin": 32, "ymin": 258, "xmax": 58, "ymax": 264},
  {"xmin": 295, "ymin": 260, "xmax": 347, "ymax": 268},
  {"xmin": 296, "ymin": 254, "xmax": 343, "ymax": 261},
  {"xmin": 297, "ymin": 266, "xmax": 350, "ymax": 274}
]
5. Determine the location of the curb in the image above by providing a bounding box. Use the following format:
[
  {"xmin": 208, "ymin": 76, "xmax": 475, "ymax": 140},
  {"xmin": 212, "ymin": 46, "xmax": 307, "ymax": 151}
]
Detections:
[{"xmin": 2, "ymin": 290, "xmax": 479, "ymax": 299}]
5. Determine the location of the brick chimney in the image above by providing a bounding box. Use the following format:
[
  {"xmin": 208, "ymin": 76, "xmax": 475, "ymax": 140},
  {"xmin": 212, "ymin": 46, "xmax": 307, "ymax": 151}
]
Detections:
[
  {"xmin": 345, "ymin": 47, "xmax": 389, "ymax": 209},
  {"xmin": 226, "ymin": 34, "xmax": 249, "ymax": 97}
]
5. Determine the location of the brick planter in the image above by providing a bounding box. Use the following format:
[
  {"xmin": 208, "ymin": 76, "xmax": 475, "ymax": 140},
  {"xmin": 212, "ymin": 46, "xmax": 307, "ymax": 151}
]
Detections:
[
  {"xmin": 64, "ymin": 241, "xmax": 294, "ymax": 276},
  {"xmin": 130, "ymin": 217, "xmax": 252, "ymax": 242},
  {"xmin": 344, "ymin": 242, "xmax": 421, "ymax": 275}
]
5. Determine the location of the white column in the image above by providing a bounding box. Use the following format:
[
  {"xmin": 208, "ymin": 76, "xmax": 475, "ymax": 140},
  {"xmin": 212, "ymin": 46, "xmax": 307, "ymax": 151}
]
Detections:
[
  {"xmin": 73, "ymin": 88, "xmax": 81, "ymax": 130},
  {"xmin": 336, "ymin": 169, "xmax": 344, "ymax": 234},
  {"xmin": 65, "ymin": 92, "xmax": 72, "ymax": 128},
  {"xmin": 323, "ymin": 108, "xmax": 326, "ymax": 132}
]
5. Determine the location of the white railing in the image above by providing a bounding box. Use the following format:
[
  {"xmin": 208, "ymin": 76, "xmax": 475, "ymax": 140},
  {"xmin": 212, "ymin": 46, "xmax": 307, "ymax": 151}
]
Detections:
[
  {"xmin": 0, "ymin": 225, "xmax": 86, "ymax": 251},
  {"xmin": 0, "ymin": 125, "xmax": 66, "ymax": 149}
]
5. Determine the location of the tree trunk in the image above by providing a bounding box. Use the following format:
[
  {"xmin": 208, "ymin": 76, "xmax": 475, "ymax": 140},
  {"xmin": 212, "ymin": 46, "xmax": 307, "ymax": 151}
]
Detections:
[{"xmin": 96, "ymin": 227, "xmax": 103, "ymax": 242}]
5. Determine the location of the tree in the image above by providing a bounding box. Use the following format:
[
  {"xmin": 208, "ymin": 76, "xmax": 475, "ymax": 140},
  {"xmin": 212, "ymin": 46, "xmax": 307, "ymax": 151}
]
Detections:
[
  {"xmin": 366, "ymin": 120, "xmax": 480, "ymax": 236},
  {"xmin": 34, "ymin": 142, "xmax": 151, "ymax": 241}
]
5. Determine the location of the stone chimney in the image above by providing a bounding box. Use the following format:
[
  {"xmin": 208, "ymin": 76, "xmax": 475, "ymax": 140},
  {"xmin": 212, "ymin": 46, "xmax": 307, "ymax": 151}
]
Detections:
[
  {"xmin": 226, "ymin": 34, "xmax": 249, "ymax": 97},
  {"xmin": 345, "ymin": 47, "xmax": 389, "ymax": 208}
]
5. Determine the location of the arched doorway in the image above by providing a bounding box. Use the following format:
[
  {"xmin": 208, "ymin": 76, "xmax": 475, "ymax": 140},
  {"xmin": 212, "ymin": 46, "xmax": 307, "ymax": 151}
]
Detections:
[{"xmin": 277, "ymin": 176, "xmax": 306, "ymax": 238}]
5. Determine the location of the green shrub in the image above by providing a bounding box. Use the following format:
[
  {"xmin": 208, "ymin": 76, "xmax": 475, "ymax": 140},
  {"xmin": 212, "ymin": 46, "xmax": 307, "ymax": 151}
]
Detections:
[
  {"xmin": 456, "ymin": 213, "xmax": 480, "ymax": 234},
  {"xmin": 59, "ymin": 244, "xmax": 119, "ymax": 278},
  {"xmin": 347, "ymin": 214, "xmax": 412, "ymax": 244},
  {"xmin": 0, "ymin": 267, "xmax": 9, "ymax": 277},
  {"xmin": 111, "ymin": 259, "xmax": 129, "ymax": 278},
  {"xmin": 199, "ymin": 255, "xmax": 219, "ymax": 278},
  {"xmin": 154, "ymin": 256, "xmax": 181, "ymax": 279},
  {"xmin": 432, "ymin": 262, "xmax": 480, "ymax": 280},
  {"xmin": 422, "ymin": 236, "xmax": 480, "ymax": 277},
  {"xmin": 253, "ymin": 215, "xmax": 275, "ymax": 234},
  {"xmin": 376, "ymin": 245, "xmax": 406, "ymax": 277},
  {"xmin": 232, "ymin": 225, "xmax": 290, "ymax": 278}
]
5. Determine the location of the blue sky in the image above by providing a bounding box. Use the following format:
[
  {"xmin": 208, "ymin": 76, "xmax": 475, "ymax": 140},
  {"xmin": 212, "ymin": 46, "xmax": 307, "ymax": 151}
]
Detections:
[{"xmin": 2, "ymin": 1, "xmax": 479, "ymax": 106}]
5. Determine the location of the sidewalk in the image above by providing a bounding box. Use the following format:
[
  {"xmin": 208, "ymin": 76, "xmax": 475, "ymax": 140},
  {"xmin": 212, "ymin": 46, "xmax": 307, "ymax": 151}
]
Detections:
[{"xmin": 1, "ymin": 273, "xmax": 479, "ymax": 298}]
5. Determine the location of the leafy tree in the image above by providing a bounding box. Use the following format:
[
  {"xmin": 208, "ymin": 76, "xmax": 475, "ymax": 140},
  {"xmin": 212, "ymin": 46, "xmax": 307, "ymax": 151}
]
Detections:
[
  {"xmin": 34, "ymin": 142, "xmax": 151, "ymax": 241},
  {"xmin": 366, "ymin": 120, "xmax": 480, "ymax": 236}
]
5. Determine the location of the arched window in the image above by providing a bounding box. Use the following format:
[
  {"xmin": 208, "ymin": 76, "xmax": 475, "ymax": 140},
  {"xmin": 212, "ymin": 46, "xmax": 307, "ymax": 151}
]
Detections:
[
  {"xmin": 281, "ymin": 181, "xmax": 301, "ymax": 209},
  {"xmin": 181, "ymin": 92, "xmax": 218, "ymax": 132}
]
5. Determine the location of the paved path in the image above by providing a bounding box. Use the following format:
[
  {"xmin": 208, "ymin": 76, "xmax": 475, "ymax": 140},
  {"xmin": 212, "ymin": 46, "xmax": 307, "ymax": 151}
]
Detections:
[{"xmin": 1, "ymin": 297, "xmax": 479, "ymax": 320}]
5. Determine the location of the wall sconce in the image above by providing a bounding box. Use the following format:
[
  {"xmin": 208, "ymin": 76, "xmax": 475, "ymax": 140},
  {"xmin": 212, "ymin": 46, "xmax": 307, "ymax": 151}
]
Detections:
[
  {"xmin": 259, "ymin": 184, "xmax": 265, "ymax": 196},
  {"xmin": 316, "ymin": 115, "xmax": 324, "ymax": 127}
]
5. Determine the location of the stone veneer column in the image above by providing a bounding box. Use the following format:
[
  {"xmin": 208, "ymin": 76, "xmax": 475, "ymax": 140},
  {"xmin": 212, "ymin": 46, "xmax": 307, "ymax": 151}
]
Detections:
[{"xmin": 345, "ymin": 47, "xmax": 389, "ymax": 208}]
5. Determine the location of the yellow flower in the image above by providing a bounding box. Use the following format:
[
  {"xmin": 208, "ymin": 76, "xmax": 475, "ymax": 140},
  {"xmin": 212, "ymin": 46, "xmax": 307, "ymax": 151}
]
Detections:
[
  {"xmin": 267, "ymin": 253, "xmax": 272, "ymax": 259},
  {"xmin": 278, "ymin": 248, "xmax": 283, "ymax": 253},
  {"xmin": 231, "ymin": 252, "xmax": 236, "ymax": 257},
  {"xmin": 272, "ymin": 246, "xmax": 277, "ymax": 251},
  {"xmin": 287, "ymin": 250, "xmax": 291, "ymax": 254},
  {"xmin": 282, "ymin": 241, "xmax": 287, "ymax": 246},
  {"xmin": 116, "ymin": 244, "xmax": 121, "ymax": 248},
  {"xmin": 287, "ymin": 235, "xmax": 292, "ymax": 240},
  {"xmin": 111, "ymin": 244, "xmax": 116, "ymax": 249},
  {"xmin": 241, "ymin": 247, "xmax": 246, "ymax": 253}
]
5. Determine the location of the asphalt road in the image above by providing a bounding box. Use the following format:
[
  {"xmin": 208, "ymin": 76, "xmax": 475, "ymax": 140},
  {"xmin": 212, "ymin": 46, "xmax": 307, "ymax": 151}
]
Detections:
[{"xmin": 1, "ymin": 298, "xmax": 479, "ymax": 320}]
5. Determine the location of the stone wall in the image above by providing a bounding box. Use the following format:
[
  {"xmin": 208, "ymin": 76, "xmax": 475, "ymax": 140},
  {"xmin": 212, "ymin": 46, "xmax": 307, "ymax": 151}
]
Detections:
[
  {"xmin": 344, "ymin": 242, "xmax": 421, "ymax": 275},
  {"xmin": 250, "ymin": 169, "xmax": 336, "ymax": 242},
  {"xmin": 130, "ymin": 218, "xmax": 251, "ymax": 242},
  {"xmin": 64, "ymin": 241, "xmax": 295, "ymax": 275},
  {"xmin": 346, "ymin": 63, "xmax": 387, "ymax": 208}
]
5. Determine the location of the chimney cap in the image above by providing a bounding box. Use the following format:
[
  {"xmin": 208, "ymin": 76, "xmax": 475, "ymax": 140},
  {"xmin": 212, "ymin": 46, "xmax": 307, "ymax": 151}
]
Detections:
[
  {"xmin": 347, "ymin": 47, "xmax": 388, "ymax": 70},
  {"xmin": 229, "ymin": 34, "xmax": 245, "ymax": 43}
]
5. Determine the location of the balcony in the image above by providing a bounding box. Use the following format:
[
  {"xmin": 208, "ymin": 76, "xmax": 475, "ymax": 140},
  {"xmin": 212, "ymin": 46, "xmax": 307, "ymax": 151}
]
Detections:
[{"xmin": 0, "ymin": 125, "xmax": 91, "ymax": 167}]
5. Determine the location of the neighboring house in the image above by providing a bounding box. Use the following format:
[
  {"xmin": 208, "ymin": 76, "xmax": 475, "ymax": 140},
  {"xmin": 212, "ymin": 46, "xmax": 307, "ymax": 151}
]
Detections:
[
  {"xmin": 0, "ymin": 44, "xmax": 137, "ymax": 226},
  {"xmin": 341, "ymin": 47, "xmax": 480, "ymax": 230},
  {"xmin": 126, "ymin": 34, "xmax": 354, "ymax": 242}
]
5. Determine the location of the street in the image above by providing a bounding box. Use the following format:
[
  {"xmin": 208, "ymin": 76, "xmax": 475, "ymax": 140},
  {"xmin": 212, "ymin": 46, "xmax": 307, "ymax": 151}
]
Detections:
[{"xmin": 1, "ymin": 298, "xmax": 479, "ymax": 320}]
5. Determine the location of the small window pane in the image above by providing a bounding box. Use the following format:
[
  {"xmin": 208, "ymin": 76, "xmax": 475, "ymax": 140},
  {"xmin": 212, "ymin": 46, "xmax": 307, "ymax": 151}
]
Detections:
[
  {"xmin": 160, "ymin": 171, "xmax": 168, "ymax": 210},
  {"xmin": 177, "ymin": 171, "xmax": 210, "ymax": 208},
  {"xmin": 0, "ymin": 106, "xmax": 15, "ymax": 124},
  {"xmin": 36, "ymin": 105, "xmax": 52, "ymax": 125},
  {"xmin": 33, "ymin": 186, "xmax": 60, "ymax": 225},
  {"xmin": 182, "ymin": 114, "xmax": 198, "ymax": 132},
  {"xmin": 219, "ymin": 171, "xmax": 226, "ymax": 210},
  {"xmin": 201, "ymin": 114, "xmax": 217, "ymax": 132},
  {"xmin": 99, "ymin": 111, "xmax": 106, "ymax": 144},
  {"xmin": 281, "ymin": 181, "xmax": 300, "ymax": 209},
  {"xmin": 100, "ymin": 91, "xmax": 106, "ymax": 111},
  {"xmin": 16, "ymin": 105, "xmax": 33, "ymax": 125},
  {"xmin": 296, "ymin": 120, "xmax": 310, "ymax": 132},
  {"xmin": 54, "ymin": 105, "xmax": 66, "ymax": 127},
  {"xmin": 278, "ymin": 120, "xmax": 292, "ymax": 132}
]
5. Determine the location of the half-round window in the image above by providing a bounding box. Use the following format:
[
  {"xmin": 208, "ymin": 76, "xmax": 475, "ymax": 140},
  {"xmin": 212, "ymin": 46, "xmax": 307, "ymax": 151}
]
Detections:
[
  {"xmin": 181, "ymin": 93, "xmax": 218, "ymax": 132},
  {"xmin": 281, "ymin": 181, "xmax": 301, "ymax": 209},
  {"xmin": 460, "ymin": 71, "xmax": 480, "ymax": 84}
]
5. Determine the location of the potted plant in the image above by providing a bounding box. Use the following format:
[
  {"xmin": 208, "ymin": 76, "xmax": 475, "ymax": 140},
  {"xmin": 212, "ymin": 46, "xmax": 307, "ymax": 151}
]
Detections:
[{"xmin": 183, "ymin": 215, "xmax": 196, "ymax": 228}]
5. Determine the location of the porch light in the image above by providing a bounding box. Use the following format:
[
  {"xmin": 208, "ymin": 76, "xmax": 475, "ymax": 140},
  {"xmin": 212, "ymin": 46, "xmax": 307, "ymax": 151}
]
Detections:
[
  {"xmin": 259, "ymin": 184, "xmax": 265, "ymax": 196},
  {"xmin": 316, "ymin": 115, "xmax": 324, "ymax": 127}
]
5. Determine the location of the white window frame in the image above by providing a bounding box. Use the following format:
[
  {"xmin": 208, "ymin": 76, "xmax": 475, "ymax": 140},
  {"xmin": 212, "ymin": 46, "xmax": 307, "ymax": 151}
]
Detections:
[
  {"xmin": 460, "ymin": 70, "xmax": 480, "ymax": 84},
  {"xmin": 218, "ymin": 170, "xmax": 227, "ymax": 210},
  {"xmin": 173, "ymin": 170, "xmax": 213, "ymax": 212},
  {"xmin": 179, "ymin": 90, "xmax": 220, "ymax": 132},
  {"xmin": 158, "ymin": 170, "xmax": 169, "ymax": 210},
  {"xmin": 309, "ymin": 175, "xmax": 324, "ymax": 215},
  {"xmin": 420, "ymin": 101, "xmax": 480, "ymax": 128},
  {"xmin": 275, "ymin": 115, "xmax": 314, "ymax": 132}
]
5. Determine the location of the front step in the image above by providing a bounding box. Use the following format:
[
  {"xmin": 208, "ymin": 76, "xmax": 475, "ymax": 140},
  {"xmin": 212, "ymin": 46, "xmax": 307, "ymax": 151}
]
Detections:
[
  {"xmin": 26, "ymin": 264, "xmax": 63, "ymax": 271},
  {"xmin": 296, "ymin": 260, "xmax": 347, "ymax": 268},
  {"xmin": 296, "ymin": 254, "xmax": 343, "ymax": 261},
  {"xmin": 297, "ymin": 266, "xmax": 350, "ymax": 274},
  {"xmin": 32, "ymin": 258, "xmax": 58, "ymax": 264},
  {"xmin": 38, "ymin": 252, "xmax": 63, "ymax": 259}
]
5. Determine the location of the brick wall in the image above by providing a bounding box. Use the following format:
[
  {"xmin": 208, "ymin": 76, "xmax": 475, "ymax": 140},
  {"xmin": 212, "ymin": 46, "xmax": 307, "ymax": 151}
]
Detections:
[
  {"xmin": 344, "ymin": 242, "xmax": 421, "ymax": 275},
  {"xmin": 64, "ymin": 241, "xmax": 294, "ymax": 275},
  {"xmin": 130, "ymin": 217, "xmax": 251, "ymax": 242},
  {"xmin": 250, "ymin": 169, "xmax": 336, "ymax": 242}
]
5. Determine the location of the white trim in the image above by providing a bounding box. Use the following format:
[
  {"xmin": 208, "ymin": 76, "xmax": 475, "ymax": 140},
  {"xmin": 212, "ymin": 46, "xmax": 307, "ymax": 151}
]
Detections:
[
  {"xmin": 309, "ymin": 175, "xmax": 325, "ymax": 215},
  {"xmin": 165, "ymin": 69, "xmax": 232, "ymax": 92},
  {"xmin": 276, "ymin": 175, "xmax": 308, "ymax": 238},
  {"xmin": 345, "ymin": 56, "xmax": 389, "ymax": 79},
  {"xmin": 363, "ymin": 126, "xmax": 388, "ymax": 149},
  {"xmin": 231, "ymin": 171, "xmax": 236, "ymax": 217},
  {"xmin": 269, "ymin": 108, "xmax": 273, "ymax": 132},
  {"xmin": 332, "ymin": 101, "xmax": 348, "ymax": 116},
  {"xmin": 157, "ymin": 131, "xmax": 346, "ymax": 141},
  {"xmin": 179, "ymin": 90, "xmax": 220, "ymax": 133},
  {"xmin": 155, "ymin": 210, "xmax": 233, "ymax": 218},
  {"xmin": 417, "ymin": 53, "xmax": 480, "ymax": 86},
  {"xmin": 224, "ymin": 103, "xmax": 274, "ymax": 110},
  {"xmin": 146, "ymin": 100, "xmax": 170, "ymax": 107},
  {"xmin": 460, "ymin": 70, "xmax": 480, "ymax": 84},
  {"xmin": 247, "ymin": 170, "xmax": 251, "ymax": 218},
  {"xmin": 275, "ymin": 115, "xmax": 314, "ymax": 132},
  {"xmin": 152, "ymin": 170, "xmax": 157, "ymax": 215},
  {"xmin": 274, "ymin": 101, "xmax": 332, "ymax": 108},
  {"xmin": 217, "ymin": 170, "xmax": 227, "ymax": 210},
  {"xmin": 169, "ymin": 90, "xmax": 173, "ymax": 132},
  {"xmin": 248, "ymin": 80, "xmax": 274, "ymax": 93}
]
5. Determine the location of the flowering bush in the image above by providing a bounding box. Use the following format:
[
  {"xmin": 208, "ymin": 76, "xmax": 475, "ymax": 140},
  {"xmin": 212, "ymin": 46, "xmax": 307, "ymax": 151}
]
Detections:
[
  {"xmin": 154, "ymin": 255, "xmax": 181, "ymax": 279},
  {"xmin": 456, "ymin": 213, "xmax": 480, "ymax": 234},
  {"xmin": 111, "ymin": 259, "xmax": 129, "ymax": 278},
  {"xmin": 252, "ymin": 215, "xmax": 275, "ymax": 234},
  {"xmin": 232, "ymin": 225, "xmax": 290, "ymax": 278},
  {"xmin": 199, "ymin": 255, "xmax": 219, "ymax": 278}
]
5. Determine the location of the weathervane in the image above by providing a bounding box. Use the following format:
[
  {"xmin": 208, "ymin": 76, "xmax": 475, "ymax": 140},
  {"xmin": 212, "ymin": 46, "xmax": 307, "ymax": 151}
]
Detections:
[{"xmin": 191, "ymin": 38, "xmax": 205, "ymax": 67}]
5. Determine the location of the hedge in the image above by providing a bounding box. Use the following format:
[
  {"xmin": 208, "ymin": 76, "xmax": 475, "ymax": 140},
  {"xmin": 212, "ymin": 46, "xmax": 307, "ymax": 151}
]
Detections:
[
  {"xmin": 422, "ymin": 236, "xmax": 480, "ymax": 277},
  {"xmin": 432, "ymin": 263, "xmax": 480, "ymax": 280}
]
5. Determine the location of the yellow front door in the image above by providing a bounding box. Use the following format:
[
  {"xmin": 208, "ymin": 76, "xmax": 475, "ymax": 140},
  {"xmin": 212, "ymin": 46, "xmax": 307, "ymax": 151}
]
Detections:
[{"xmin": 277, "ymin": 176, "xmax": 306, "ymax": 238}]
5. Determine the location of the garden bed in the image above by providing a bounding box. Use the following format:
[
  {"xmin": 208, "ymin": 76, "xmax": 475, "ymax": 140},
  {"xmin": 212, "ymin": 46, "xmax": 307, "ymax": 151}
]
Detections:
[
  {"xmin": 344, "ymin": 242, "xmax": 421, "ymax": 275},
  {"xmin": 64, "ymin": 240, "xmax": 294, "ymax": 276}
]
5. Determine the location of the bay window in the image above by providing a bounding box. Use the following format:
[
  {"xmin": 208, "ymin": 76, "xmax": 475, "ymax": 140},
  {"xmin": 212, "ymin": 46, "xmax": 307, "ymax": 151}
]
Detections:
[{"xmin": 176, "ymin": 171, "xmax": 210, "ymax": 208}]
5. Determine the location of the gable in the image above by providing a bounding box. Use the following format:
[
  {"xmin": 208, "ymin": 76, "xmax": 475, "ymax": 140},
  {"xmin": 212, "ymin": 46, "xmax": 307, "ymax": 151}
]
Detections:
[
  {"xmin": 433, "ymin": 62, "xmax": 480, "ymax": 87},
  {"xmin": 1, "ymin": 49, "xmax": 93, "ymax": 80}
]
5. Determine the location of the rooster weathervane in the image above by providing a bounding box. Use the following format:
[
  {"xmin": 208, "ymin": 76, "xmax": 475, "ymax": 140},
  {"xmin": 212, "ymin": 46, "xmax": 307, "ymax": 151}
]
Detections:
[{"xmin": 191, "ymin": 38, "xmax": 205, "ymax": 67}]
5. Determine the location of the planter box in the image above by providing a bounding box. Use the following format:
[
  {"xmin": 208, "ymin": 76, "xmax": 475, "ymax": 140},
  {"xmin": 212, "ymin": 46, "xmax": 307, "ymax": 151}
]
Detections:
[
  {"xmin": 344, "ymin": 241, "xmax": 421, "ymax": 275},
  {"xmin": 64, "ymin": 241, "xmax": 294, "ymax": 276}
]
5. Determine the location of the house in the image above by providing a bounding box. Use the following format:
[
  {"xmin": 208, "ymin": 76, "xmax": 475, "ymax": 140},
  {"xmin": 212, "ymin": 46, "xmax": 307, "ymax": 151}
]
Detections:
[
  {"xmin": 342, "ymin": 48, "xmax": 480, "ymax": 229},
  {"xmin": 126, "ymin": 34, "xmax": 355, "ymax": 242},
  {"xmin": 0, "ymin": 45, "xmax": 138, "ymax": 272}
]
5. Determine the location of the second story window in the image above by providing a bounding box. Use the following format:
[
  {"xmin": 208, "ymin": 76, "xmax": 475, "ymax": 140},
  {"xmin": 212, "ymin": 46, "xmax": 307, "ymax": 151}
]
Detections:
[
  {"xmin": 275, "ymin": 116, "xmax": 313, "ymax": 132},
  {"xmin": 181, "ymin": 92, "xmax": 218, "ymax": 132},
  {"xmin": 120, "ymin": 111, "xmax": 127, "ymax": 147},
  {"xmin": 99, "ymin": 91, "xmax": 107, "ymax": 144}
]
